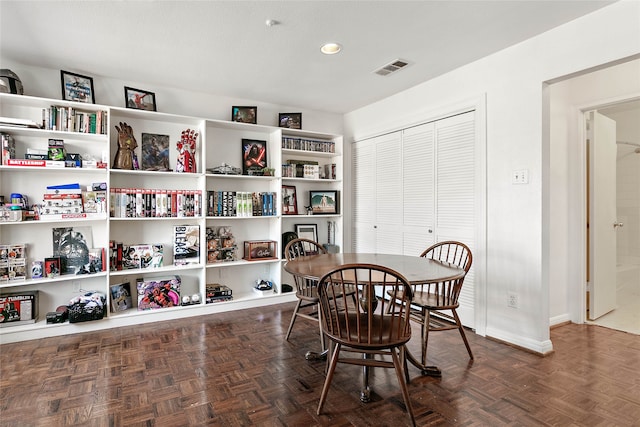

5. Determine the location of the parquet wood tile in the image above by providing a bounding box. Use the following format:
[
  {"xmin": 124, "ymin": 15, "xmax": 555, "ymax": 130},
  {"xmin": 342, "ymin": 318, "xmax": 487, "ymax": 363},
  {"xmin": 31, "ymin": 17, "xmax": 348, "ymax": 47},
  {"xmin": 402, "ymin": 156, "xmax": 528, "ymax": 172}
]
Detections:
[{"xmin": 1, "ymin": 303, "xmax": 639, "ymax": 426}]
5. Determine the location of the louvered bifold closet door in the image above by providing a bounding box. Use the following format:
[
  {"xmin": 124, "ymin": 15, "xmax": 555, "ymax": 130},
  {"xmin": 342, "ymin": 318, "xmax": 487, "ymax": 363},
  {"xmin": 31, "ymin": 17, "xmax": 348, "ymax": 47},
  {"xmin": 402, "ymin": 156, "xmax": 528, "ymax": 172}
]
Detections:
[
  {"xmin": 352, "ymin": 132, "xmax": 403, "ymax": 254},
  {"xmin": 352, "ymin": 141, "xmax": 376, "ymax": 252},
  {"xmin": 402, "ymin": 123, "xmax": 435, "ymax": 256},
  {"xmin": 435, "ymin": 111, "xmax": 476, "ymax": 327}
]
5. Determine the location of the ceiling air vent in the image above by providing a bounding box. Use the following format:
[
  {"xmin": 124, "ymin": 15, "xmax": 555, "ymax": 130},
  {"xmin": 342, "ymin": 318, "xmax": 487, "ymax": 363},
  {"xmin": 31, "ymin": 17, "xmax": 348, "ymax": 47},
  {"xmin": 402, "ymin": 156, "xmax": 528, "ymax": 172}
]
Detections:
[{"xmin": 374, "ymin": 59, "xmax": 410, "ymax": 76}]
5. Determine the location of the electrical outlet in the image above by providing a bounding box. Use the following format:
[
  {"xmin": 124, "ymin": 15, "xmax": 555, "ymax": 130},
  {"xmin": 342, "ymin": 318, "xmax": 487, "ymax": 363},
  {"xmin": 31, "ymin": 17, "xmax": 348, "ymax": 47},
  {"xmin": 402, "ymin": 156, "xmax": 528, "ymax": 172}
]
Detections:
[{"xmin": 508, "ymin": 292, "xmax": 518, "ymax": 308}]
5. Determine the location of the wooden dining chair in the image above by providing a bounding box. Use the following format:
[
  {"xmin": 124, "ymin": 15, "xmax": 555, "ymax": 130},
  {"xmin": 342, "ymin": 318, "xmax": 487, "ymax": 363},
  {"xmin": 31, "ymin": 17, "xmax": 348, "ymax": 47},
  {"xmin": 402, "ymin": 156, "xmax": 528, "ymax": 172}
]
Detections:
[
  {"xmin": 316, "ymin": 263, "xmax": 416, "ymax": 426},
  {"xmin": 284, "ymin": 238, "xmax": 328, "ymax": 350},
  {"xmin": 410, "ymin": 241, "xmax": 473, "ymax": 376}
]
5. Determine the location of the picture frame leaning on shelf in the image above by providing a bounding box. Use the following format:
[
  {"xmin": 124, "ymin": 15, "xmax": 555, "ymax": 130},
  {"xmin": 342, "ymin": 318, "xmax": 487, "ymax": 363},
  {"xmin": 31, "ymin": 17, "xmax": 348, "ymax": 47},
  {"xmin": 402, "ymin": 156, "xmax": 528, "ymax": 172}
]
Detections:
[{"xmin": 60, "ymin": 70, "xmax": 95, "ymax": 104}]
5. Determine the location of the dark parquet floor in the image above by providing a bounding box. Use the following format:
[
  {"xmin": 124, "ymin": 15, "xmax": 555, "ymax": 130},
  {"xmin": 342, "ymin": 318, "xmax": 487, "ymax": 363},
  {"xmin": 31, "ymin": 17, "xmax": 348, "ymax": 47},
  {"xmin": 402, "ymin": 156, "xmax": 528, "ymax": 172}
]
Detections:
[{"xmin": 1, "ymin": 302, "xmax": 639, "ymax": 426}]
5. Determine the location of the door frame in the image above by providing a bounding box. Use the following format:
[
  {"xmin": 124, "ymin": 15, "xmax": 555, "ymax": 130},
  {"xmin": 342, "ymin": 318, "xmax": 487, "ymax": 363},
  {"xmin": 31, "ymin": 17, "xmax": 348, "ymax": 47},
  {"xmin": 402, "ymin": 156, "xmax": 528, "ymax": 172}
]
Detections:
[{"xmin": 573, "ymin": 94, "xmax": 640, "ymax": 324}]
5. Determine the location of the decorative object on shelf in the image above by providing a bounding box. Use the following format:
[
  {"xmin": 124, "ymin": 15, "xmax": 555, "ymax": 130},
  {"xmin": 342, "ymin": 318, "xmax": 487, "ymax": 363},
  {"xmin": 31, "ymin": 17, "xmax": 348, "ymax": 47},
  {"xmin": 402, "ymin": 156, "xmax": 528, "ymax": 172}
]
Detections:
[
  {"xmin": 282, "ymin": 185, "xmax": 298, "ymax": 215},
  {"xmin": 44, "ymin": 257, "xmax": 61, "ymax": 278},
  {"xmin": 206, "ymin": 226, "xmax": 237, "ymax": 263},
  {"xmin": 0, "ymin": 291, "xmax": 38, "ymax": 326},
  {"xmin": 137, "ymin": 276, "xmax": 181, "ymax": 310},
  {"xmin": 0, "ymin": 244, "xmax": 26, "ymax": 282},
  {"xmin": 60, "ymin": 70, "xmax": 95, "ymax": 103},
  {"xmin": 281, "ymin": 231, "xmax": 298, "ymax": 258},
  {"xmin": 295, "ymin": 224, "xmax": 318, "ymax": 243},
  {"xmin": 109, "ymin": 282, "xmax": 133, "ymax": 312},
  {"xmin": 52, "ymin": 226, "xmax": 93, "ymax": 275},
  {"xmin": 176, "ymin": 128, "xmax": 197, "ymax": 173},
  {"xmin": 68, "ymin": 291, "xmax": 106, "ymax": 323},
  {"xmin": 206, "ymin": 162, "xmax": 241, "ymax": 175},
  {"xmin": 262, "ymin": 167, "xmax": 275, "ymax": 176},
  {"xmin": 206, "ymin": 284, "xmax": 233, "ymax": 303},
  {"xmin": 113, "ymin": 122, "xmax": 138, "ymax": 170},
  {"xmin": 124, "ymin": 86, "xmax": 156, "ymax": 111},
  {"xmin": 0, "ymin": 69, "xmax": 24, "ymax": 95},
  {"xmin": 309, "ymin": 190, "xmax": 338, "ymax": 214},
  {"xmin": 323, "ymin": 221, "xmax": 340, "ymax": 253},
  {"xmin": 231, "ymin": 106, "xmax": 257, "ymax": 124},
  {"xmin": 243, "ymin": 240, "xmax": 277, "ymax": 261},
  {"xmin": 141, "ymin": 133, "xmax": 171, "ymax": 171},
  {"xmin": 242, "ymin": 138, "xmax": 267, "ymax": 175},
  {"xmin": 30, "ymin": 260, "xmax": 43, "ymax": 279},
  {"xmin": 279, "ymin": 113, "xmax": 301, "ymax": 129},
  {"xmin": 253, "ymin": 279, "xmax": 274, "ymax": 296},
  {"xmin": 305, "ymin": 205, "xmax": 313, "ymax": 215}
]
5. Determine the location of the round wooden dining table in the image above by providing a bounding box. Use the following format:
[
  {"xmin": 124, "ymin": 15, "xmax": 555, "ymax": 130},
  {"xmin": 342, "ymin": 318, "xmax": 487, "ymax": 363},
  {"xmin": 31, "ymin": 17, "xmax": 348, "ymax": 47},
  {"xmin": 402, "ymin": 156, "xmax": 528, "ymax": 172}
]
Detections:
[{"xmin": 283, "ymin": 252, "xmax": 466, "ymax": 383}]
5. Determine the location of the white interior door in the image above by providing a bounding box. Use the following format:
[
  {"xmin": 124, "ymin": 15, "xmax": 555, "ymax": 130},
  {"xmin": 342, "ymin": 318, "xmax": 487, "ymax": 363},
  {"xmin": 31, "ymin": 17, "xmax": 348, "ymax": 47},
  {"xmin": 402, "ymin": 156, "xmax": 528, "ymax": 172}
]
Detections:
[{"xmin": 588, "ymin": 111, "xmax": 618, "ymax": 320}]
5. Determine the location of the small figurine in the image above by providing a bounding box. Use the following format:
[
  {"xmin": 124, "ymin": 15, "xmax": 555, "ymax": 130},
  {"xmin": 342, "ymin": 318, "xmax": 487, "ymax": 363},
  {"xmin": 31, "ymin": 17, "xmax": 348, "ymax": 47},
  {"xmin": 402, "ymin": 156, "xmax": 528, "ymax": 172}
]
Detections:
[
  {"xmin": 113, "ymin": 122, "xmax": 138, "ymax": 170},
  {"xmin": 305, "ymin": 205, "xmax": 313, "ymax": 215},
  {"xmin": 176, "ymin": 128, "xmax": 197, "ymax": 173}
]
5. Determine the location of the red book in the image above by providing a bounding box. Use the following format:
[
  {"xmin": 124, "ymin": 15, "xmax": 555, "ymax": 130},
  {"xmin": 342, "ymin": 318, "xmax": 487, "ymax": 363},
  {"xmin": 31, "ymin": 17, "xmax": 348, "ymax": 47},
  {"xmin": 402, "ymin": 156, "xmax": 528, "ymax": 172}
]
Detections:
[{"xmin": 6, "ymin": 159, "xmax": 46, "ymax": 167}]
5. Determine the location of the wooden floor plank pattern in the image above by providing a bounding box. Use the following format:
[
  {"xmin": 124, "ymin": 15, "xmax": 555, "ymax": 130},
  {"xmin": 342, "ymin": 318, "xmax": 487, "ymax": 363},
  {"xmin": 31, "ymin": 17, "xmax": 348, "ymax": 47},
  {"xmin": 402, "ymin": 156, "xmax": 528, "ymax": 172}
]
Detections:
[{"xmin": 1, "ymin": 302, "xmax": 639, "ymax": 426}]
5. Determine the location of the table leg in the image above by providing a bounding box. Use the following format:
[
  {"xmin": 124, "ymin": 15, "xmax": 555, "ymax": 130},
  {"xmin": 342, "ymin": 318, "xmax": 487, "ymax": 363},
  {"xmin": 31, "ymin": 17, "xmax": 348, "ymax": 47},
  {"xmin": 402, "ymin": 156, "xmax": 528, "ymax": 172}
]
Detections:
[
  {"xmin": 305, "ymin": 349, "xmax": 328, "ymax": 361},
  {"xmin": 405, "ymin": 347, "xmax": 442, "ymax": 377}
]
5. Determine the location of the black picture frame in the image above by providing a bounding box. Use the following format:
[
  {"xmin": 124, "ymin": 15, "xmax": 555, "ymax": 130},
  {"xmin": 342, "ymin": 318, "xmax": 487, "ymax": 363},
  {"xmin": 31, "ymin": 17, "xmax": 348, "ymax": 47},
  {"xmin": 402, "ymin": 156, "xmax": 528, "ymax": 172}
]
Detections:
[
  {"xmin": 232, "ymin": 106, "xmax": 257, "ymax": 124},
  {"xmin": 279, "ymin": 113, "xmax": 302, "ymax": 129},
  {"xmin": 309, "ymin": 190, "xmax": 338, "ymax": 215},
  {"xmin": 124, "ymin": 86, "xmax": 157, "ymax": 111},
  {"xmin": 60, "ymin": 70, "xmax": 95, "ymax": 103},
  {"xmin": 282, "ymin": 185, "xmax": 298, "ymax": 215},
  {"xmin": 295, "ymin": 224, "xmax": 318, "ymax": 243},
  {"xmin": 241, "ymin": 138, "xmax": 267, "ymax": 175}
]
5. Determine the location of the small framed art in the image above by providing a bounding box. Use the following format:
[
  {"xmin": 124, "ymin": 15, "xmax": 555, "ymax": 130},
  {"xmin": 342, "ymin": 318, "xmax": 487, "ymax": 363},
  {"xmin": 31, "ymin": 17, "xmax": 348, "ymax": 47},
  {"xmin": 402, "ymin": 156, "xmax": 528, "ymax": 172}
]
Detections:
[
  {"xmin": 141, "ymin": 133, "xmax": 171, "ymax": 171},
  {"xmin": 242, "ymin": 138, "xmax": 267, "ymax": 175},
  {"xmin": 60, "ymin": 70, "xmax": 95, "ymax": 103},
  {"xmin": 279, "ymin": 113, "xmax": 302, "ymax": 129},
  {"xmin": 282, "ymin": 185, "xmax": 298, "ymax": 215},
  {"xmin": 295, "ymin": 224, "xmax": 318, "ymax": 243},
  {"xmin": 309, "ymin": 190, "xmax": 338, "ymax": 214},
  {"xmin": 232, "ymin": 106, "xmax": 257, "ymax": 124},
  {"xmin": 125, "ymin": 86, "xmax": 157, "ymax": 111}
]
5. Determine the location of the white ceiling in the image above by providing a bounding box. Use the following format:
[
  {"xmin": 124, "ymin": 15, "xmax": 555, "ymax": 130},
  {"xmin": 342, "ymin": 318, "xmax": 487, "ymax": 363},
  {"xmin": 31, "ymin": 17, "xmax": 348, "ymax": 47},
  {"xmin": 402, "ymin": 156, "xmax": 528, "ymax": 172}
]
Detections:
[{"xmin": 0, "ymin": 0, "xmax": 615, "ymax": 114}]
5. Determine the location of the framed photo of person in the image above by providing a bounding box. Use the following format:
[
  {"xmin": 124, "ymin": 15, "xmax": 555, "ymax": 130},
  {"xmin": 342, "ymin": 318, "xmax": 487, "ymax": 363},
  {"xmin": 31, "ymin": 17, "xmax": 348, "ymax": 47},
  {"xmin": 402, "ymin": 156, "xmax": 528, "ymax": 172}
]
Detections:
[
  {"xmin": 232, "ymin": 106, "xmax": 257, "ymax": 124},
  {"xmin": 309, "ymin": 190, "xmax": 338, "ymax": 214},
  {"xmin": 124, "ymin": 86, "xmax": 157, "ymax": 111},
  {"xmin": 241, "ymin": 139, "xmax": 267, "ymax": 175},
  {"xmin": 282, "ymin": 185, "xmax": 298, "ymax": 215},
  {"xmin": 295, "ymin": 224, "xmax": 318, "ymax": 243},
  {"xmin": 60, "ymin": 70, "xmax": 95, "ymax": 103},
  {"xmin": 278, "ymin": 113, "xmax": 302, "ymax": 129}
]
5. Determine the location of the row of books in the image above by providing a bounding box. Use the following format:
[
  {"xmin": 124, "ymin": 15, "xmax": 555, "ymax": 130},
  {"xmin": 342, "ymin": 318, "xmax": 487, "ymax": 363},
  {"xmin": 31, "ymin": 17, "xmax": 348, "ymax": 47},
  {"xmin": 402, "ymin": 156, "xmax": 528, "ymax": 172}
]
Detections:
[
  {"xmin": 281, "ymin": 137, "xmax": 335, "ymax": 153},
  {"xmin": 42, "ymin": 106, "xmax": 108, "ymax": 134},
  {"xmin": 110, "ymin": 188, "xmax": 202, "ymax": 218},
  {"xmin": 206, "ymin": 191, "xmax": 277, "ymax": 217}
]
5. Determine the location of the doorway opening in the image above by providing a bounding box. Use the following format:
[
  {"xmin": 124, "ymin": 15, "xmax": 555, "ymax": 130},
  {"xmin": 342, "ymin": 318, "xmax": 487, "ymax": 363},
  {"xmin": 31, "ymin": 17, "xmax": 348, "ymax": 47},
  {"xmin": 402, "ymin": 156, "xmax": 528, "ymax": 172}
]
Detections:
[{"xmin": 585, "ymin": 100, "xmax": 640, "ymax": 334}]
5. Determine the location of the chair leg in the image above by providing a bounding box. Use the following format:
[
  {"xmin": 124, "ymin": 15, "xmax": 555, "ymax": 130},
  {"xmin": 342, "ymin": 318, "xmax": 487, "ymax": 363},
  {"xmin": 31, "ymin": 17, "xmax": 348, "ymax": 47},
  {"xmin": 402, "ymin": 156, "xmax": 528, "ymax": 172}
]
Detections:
[
  {"xmin": 285, "ymin": 299, "xmax": 302, "ymax": 341},
  {"xmin": 452, "ymin": 309, "xmax": 474, "ymax": 360},
  {"xmin": 317, "ymin": 342, "xmax": 341, "ymax": 416},
  {"xmin": 317, "ymin": 302, "xmax": 325, "ymax": 351},
  {"xmin": 392, "ymin": 346, "xmax": 416, "ymax": 427}
]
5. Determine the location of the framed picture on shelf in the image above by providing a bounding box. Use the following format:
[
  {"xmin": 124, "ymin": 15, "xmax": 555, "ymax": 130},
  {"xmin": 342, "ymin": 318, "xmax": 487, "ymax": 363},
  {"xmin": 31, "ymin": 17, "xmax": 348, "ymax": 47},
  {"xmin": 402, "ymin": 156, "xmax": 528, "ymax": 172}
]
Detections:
[
  {"xmin": 241, "ymin": 138, "xmax": 267, "ymax": 175},
  {"xmin": 282, "ymin": 185, "xmax": 298, "ymax": 215},
  {"xmin": 124, "ymin": 86, "xmax": 157, "ymax": 111},
  {"xmin": 309, "ymin": 190, "xmax": 338, "ymax": 214},
  {"xmin": 60, "ymin": 70, "xmax": 95, "ymax": 103},
  {"xmin": 231, "ymin": 106, "xmax": 257, "ymax": 124},
  {"xmin": 141, "ymin": 133, "xmax": 171, "ymax": 171},
  {"xmin": 279, "ymin": 113, "xmax": 302, "ymax": 129},
  {"xmin": 295, "ymin": 224, "xmax": 318, "ymax": 243}
]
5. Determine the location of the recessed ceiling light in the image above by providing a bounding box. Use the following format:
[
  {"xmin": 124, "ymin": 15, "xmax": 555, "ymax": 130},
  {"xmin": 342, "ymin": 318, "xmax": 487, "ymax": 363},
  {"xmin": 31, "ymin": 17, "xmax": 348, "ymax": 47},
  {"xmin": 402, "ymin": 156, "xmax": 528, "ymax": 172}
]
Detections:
[{"xmin": 321, "ymin": 43, "xmax": 342, "ymax": 55}]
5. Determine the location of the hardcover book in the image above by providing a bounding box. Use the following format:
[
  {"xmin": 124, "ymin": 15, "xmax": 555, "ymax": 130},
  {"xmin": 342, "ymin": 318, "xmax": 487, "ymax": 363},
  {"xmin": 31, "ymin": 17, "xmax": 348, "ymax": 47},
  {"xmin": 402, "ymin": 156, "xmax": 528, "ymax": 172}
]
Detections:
[{"xmin": 173, "ymin": 225, "xmax": 200, "ymax": 265}]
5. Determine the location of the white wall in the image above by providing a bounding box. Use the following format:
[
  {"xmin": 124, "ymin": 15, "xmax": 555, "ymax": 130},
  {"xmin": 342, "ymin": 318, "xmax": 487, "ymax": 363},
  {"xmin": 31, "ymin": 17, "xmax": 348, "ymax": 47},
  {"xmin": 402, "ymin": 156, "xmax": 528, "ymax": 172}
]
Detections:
[
  {"xmin": 0, "ymin": 61, "xmax": 344, "ymax": 136},
  {"xmin": 344, "ymin": 1, "xmax": 640, "ymax": 353}
]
